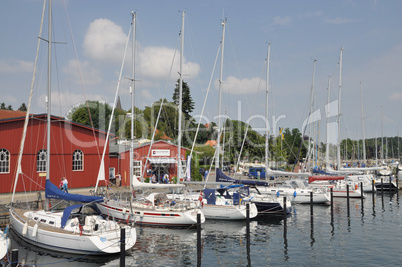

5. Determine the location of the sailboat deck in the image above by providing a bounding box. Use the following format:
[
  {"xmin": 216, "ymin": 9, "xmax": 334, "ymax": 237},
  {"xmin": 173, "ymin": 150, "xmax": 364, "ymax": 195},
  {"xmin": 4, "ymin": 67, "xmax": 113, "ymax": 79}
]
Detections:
[{"xmin": 12, "ymin": 208, "xmax": 78, "ymax": 235}]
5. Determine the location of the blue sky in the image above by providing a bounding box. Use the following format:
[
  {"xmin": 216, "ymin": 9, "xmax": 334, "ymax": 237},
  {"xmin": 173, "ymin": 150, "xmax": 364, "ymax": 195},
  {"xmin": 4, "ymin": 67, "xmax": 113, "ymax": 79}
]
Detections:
[{"xmin": 1, "ymin": 0, "xmax": 401, "ymax": 142}]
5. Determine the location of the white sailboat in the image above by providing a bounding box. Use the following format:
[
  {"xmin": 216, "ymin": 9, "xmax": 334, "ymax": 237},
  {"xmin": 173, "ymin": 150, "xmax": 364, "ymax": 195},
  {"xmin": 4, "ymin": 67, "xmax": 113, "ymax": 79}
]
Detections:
[
  {"xmin": 96, "ymin": 11, "xmax": 205, "ymax": 228},
  {"xmin": 9, "ymin": 0, "xmax": 136, "ymax": 254},
  {"xmin": 0, "ymin": 227, "xmax": 10, "ymax": 260}
]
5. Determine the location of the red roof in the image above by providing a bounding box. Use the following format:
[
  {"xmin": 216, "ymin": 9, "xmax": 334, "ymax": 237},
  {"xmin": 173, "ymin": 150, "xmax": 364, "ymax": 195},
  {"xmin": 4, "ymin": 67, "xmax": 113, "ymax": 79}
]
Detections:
[
  {"xmin": 205, "ymin": 140, "xmax": 217, "ymax": 147},
  {"xmin": 154, "ymin": 128, "xmax": 173, "ymax": 140},
  {"xmin": 0, "ymin": 109, "xmax": 28, "ymax": 120}
]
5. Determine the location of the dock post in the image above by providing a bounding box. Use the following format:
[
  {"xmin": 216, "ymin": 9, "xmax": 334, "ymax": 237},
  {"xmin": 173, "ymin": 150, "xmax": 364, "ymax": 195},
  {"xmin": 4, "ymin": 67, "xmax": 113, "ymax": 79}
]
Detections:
[
  {"xmin": 283, "ymin": 196, "xmax": 287, "ymax": 238},
  {"xmin": 11, "ymin": 249, "xmax": 18, "ymax": 267},
  {"xmin": 197, "ymin": 213, "xmax": 202, "ymax": 265},
  {"xmin": 347, "ymin": 184, "xmax": 350, "ymax": 217},
  {"xmin": 120, "ymin": 228, "xmax": 125, "ymax": 267},
  {"xmin": 360, "ymin": 182, "xmax": 364, "ymax": 211},
  {"xmin": 330, "ymin": 188, "xmax": 334, "ymax": 221},
  {"xmin": 310, "ymin": 191, "xmax": 313, "ymax": 217},
  {"xmin": 372, "ymin": 180, "xmax": 375, "ymax": 207},
  {"xmin": 246, "ymin": 203, "xmax": 250, "ymax": 248}
]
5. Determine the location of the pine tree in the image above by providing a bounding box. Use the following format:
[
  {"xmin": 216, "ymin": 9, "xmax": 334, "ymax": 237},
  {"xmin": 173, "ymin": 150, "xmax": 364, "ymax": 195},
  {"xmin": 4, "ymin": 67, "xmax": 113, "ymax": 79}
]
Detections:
[{"xmin": 172, "ymin": 79, "xmax": 194, "ymax": 121}]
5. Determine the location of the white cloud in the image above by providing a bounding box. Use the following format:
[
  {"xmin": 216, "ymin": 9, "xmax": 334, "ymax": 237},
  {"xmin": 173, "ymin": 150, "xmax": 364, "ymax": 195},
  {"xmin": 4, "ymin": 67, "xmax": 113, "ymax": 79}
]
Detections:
[
  {"xmin": 0, "ymin": 59, "xmax": 33, "ymax": 73},
  {"xmin": 389, "ymin": 93, "xmax": 402, "ymax": 101},
  {"xmin": 322, "ymin": 17, "xmax": 355, "ymax": 24},
  {"xmin": 64, "ymin": 59, "xmax": 103, "ymax": 86},
  {"xmin": 216, "ymin": 76, "xmax": 266, "ymax": 95},
  {"xmin": 273, "ymin": 16, "xmax": 292, "ymax": 26},
  {"xmin": 139, "ymin": 46, "xmax": 200, "ymax": 80},
  {"xmin": 83, "ymin": 19, "xmax": 127, "ymax": 62}
]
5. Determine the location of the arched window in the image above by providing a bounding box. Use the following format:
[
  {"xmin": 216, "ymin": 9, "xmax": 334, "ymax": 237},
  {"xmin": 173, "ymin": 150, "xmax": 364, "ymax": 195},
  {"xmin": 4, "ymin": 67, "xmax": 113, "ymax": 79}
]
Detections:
[
  {"xmin": 72, "ymin": 149, "xmax": 83, "ymax": 171},
  {"xmin": 0, "ymin": 149, "xmax": 10, "ymax": 173},
  {"xmin": 37, "ymin": 149, "xmax": 47, "ymax": 172}
]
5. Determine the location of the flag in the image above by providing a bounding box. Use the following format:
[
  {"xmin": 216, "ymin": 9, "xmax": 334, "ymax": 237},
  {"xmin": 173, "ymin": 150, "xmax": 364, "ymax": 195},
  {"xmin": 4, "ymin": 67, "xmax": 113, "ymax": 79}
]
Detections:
[{"xmin": 198, "ymin": 191, "xmax": 203, "ymax": 202}]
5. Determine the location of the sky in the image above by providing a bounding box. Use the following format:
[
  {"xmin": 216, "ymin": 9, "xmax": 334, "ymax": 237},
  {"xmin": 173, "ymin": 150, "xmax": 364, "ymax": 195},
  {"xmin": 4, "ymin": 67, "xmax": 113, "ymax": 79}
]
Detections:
[{"xmin": 1, "ymin": 0, "xmax": 401, "ymax": 143}]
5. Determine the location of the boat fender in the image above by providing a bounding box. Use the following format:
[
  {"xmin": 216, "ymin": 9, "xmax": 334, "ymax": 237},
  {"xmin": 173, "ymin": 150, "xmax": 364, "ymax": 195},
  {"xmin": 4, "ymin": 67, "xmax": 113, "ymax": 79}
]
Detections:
[
  {"xmin": 22, "ymin": 222, "xmax": 28, "ymax": 236},
  {"xmin": 293, "ymin": 191, "xmax": 297, "ymax": 197},
  {"xmin": 355, "ymin": 184, "xmax": 358, "ymax": 190},
  {"xmin": 32, "ymin": 223, "xmax": 38, "ymax": 237},
  {"xmin": 276, "ymin": 191, "xmax": 280, "ymax": 197},
  {"xmin": 140, "ymin": 211, "xmax": 144, "ymax": 218},
  {"xmin": 122, "ymin": 208, "xmax": 127, "ymax": 214}
]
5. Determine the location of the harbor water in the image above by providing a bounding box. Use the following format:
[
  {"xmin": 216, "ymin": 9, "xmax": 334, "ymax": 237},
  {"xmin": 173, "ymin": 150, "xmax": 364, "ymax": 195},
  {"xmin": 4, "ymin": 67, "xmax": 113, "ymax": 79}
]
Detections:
[{"xmin": 2, "ymin": 191, "xmax": 401, "ymax": 266}]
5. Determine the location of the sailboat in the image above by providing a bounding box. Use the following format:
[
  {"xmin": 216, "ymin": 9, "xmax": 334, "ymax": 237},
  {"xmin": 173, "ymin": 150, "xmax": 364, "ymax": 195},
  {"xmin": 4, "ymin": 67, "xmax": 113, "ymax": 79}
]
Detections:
[
  {"xmin": 9, "ymin": 0, "xmax": 136, "ymax": 254},
  {"xmin": 0, "ymin": 227, "xmax": 10, "ymax": 260},
  {"xmin": 96, "ymin": 11, "xmax": 205, "ymax": 228}
]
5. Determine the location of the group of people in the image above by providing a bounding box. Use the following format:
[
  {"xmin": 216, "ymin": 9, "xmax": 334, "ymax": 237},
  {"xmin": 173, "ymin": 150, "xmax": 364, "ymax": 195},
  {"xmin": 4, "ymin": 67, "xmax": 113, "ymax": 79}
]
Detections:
[
  {"xmin": 59, "ymin": 177, "xmax": 68, "ymax": 192},
  {"xmin": 151, "ymin": 172, "xmax": 170, "ymax": 184}
]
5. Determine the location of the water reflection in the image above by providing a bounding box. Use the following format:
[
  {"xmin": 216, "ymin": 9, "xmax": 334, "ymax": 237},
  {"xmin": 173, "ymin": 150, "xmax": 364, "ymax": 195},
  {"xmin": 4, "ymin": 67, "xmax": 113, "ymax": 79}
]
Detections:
[{"xmin": 7, "ymin": 229, "xmax": 116, "ymax": 266}]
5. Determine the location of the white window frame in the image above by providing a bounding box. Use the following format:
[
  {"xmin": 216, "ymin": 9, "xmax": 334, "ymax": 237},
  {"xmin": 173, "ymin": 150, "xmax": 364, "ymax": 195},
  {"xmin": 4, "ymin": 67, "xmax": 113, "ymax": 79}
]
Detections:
[
  {"xmin": 0, "ymin": 149, "xmax": 10, "ymax": 174},
  {"xmin": 72, "ymin": 149, "xmax": 84, "ymax": 171},
  {"xmin": 37, "ymin": 149, "xmax": 47, "ymax": 173},
  {"xmin": 133, "ymin": 160, "xmax": 142, "ymax": 177}
]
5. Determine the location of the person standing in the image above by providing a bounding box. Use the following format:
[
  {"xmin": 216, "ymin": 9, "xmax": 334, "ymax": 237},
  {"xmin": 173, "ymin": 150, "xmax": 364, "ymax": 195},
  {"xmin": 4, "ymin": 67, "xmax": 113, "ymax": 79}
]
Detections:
[{"xmin": 62, "ymin": 177, "xmax": 69, "ymax": 193}]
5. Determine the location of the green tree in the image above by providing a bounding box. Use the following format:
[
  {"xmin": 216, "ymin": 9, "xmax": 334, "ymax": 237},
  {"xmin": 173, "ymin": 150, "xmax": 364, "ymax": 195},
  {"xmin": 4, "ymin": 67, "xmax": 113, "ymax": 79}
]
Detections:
[
  {"xmin": 172, "ymin": 79, "xmax": 195, "ymax": 121},
  {"xmin": 18, "ymin": 103, "xmax": 27, "ymax": 111},
  {"xmin": 0, "ymin": 103, "xmax": 6, "ymax": 110},
  {"xmin": 70, "ymin": 101, "xmax": 126, "ymax": 136}
]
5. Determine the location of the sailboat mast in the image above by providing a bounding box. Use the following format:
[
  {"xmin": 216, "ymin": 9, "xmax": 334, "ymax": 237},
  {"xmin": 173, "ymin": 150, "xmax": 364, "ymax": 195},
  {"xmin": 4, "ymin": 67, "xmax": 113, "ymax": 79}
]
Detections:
[
  {"xmin": 130, "ymin": 12, "xmax": 136, "ymax": 186},
  {"xmin": 177, "ymin": 11, "xmax": 185, "ymax": 183},
  {"xmin": 360, "ymin": 82, "xmax": 366, "ymax": 165},
  {"xmin": 307, "ymin": 60, "xmax": 317, "ymax": 170},
  {"xmin": 265, "ymin": 43, "xmax": 271, "ymax": 178},
  {"xmin": 325, "ymin": 75, "xmax": 331, "ymax": 168},
  {"xmin": 337, "ymin": 48, "xmax": 343, "ymax": 170},
  {"xmin": 216, "ymin": 18, "xmax": 226, "ymax": 170},
  {"xmin": 46, "ymin": 0, "xmax": 52, "ymax": 183},
  {"xmin": 381, "ymin": 105, "xmax": 384, "ymax": 162}
]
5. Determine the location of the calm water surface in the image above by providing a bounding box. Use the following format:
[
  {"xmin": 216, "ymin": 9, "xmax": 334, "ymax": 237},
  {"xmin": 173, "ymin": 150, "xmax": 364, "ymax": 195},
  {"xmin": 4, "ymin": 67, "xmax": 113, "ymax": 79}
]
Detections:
[{"xmin": 3, "ymin": 192, "xmax": 401, "ymax": 266}]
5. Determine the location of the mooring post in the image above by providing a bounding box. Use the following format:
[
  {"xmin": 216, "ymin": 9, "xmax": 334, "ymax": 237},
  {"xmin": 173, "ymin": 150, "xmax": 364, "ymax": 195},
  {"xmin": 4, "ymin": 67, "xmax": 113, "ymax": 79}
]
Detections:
[
  {"xmin": 347, "ymin": 184, "xmax": 350, "ymax": 217},
  {"xmin": 360, "ymin": 182, "xmax": 364, "ymax": 210},
  {"xmin": 246, "ymin": 203, "xmax": 250, "ymax": 248},
  {"xmin": 310, "ymin": 191, "xmax": 313, "ymax": 217},
  {"xmin": 381, "ymin": 178, "xmax": 384, "ymax": 193},
  {"xmin": 330, "ymin": 187, "xmax": 334, "ymax": 222},
  {"xmin": 372, "ymin": 179, "xmax": 375, "ymax": 207},
  {"xmin": 283, "ymin": 196, "xmax": 287, "ymax": 238},
  {"xmin": 197, "ymin": 213, "xmax": 202, "ymax": 265},
  {"xmin": 120, "ymin": 228, "xmax": 125, "ymax": 267},
  {"xmin": 11, "ymin": 249, "xmax": 18, "ymax": 267}
]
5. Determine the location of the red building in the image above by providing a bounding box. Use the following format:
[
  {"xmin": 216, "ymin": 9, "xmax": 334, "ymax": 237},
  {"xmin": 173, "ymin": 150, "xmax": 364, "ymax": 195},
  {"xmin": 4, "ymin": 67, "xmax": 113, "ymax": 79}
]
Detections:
[
  {"xmin": 110, "ymin": 140, "xmax": 190, "ymax": 186},
  {"xmin": 0, "ymin": 111, "xmax": 109, "ymax": 194}
]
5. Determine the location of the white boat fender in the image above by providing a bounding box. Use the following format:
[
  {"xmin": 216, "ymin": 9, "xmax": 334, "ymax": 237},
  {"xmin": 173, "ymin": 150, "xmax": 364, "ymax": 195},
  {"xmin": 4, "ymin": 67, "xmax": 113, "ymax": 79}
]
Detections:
[
  {"xmin": 122, "ymin": 208, "xmax": 127, "ymax": 214},
  {"xmin": 32, "ymin": 223, "xmax": 38, "ymax": 237},
  {"xmin": 140, "ymin": 211, "xmax": 144, "ymax": 218},
  {"xmin": 22, "ymin": 222, "xmax": 28, "ymax": 236}
]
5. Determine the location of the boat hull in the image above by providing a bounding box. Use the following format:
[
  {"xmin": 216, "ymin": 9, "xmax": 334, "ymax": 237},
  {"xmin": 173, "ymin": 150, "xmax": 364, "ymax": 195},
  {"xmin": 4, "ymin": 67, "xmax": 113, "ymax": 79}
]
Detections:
[
  {"xmin": 96, "ymin": 201, "xmax": 205, "ymax": 228},
  {"xmin": 10, "ymin": 208, "xmax": 136, "ymax": 255},
  {"xmin": 201, "ymin": 203, "xmax": 258, "ymax": 220}
]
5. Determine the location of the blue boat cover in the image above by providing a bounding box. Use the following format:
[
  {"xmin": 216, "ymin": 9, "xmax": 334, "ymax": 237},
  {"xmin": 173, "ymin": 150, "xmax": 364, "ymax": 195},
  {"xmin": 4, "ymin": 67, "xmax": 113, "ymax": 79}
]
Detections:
[
  {"xmin": 312, "ymin": 167, "xmax": 336, "ymax": 176},
  {"xmin": 45, "ymin": 180, "xmax": 103, "ymax": 203},
  {"xmin": 204, "ymin": 189, "xmax": 216, "ymax": 205},
  {"xmin": 61, "ymin": 204, "xmax": 83, "ymax": 229},
  {"xmin": 215, "ymin": 168, "xmax": 269, "ymax": 187}
]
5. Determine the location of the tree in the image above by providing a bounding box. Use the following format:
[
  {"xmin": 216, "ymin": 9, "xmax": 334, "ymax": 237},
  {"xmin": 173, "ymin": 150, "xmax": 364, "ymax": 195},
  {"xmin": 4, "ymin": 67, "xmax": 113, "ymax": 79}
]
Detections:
[
  {"xmin": 70, "ymin": 101, "xmax": 126, "ymax": 136},
  {"xmin": 18, "ymin": 103, "xmax": 27, "ymax": 111},
  {"xmin": 172, "ymin": 79, "xmax": 195, "ymax": 121},
  {"xmin": 0, "ymin": 103, "xmax": 6, "ymax": 110}
]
